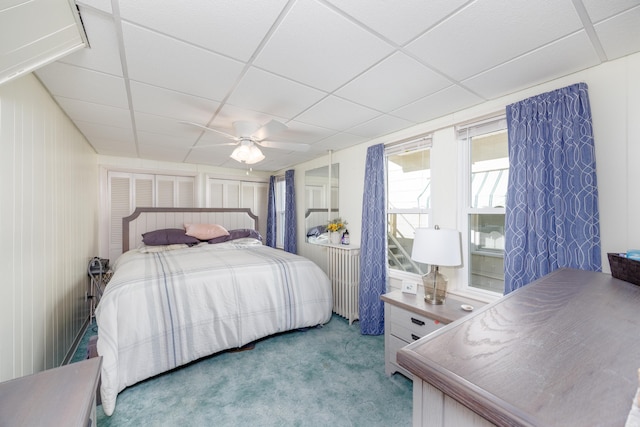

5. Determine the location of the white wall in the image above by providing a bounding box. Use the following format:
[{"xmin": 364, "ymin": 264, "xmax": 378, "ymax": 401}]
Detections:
[
  {"xmin": 0, "ymin": 74, "xmax": 98, "ymax": 381},
  {"xmin": 293, "ymin": 52, "xmax": 640, "ymax": 287}
]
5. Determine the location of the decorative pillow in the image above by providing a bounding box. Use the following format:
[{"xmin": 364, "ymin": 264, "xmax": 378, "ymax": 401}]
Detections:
[
  {"xmin": 142, "ymin": 228, "xmax": 200, "ymax": 246},
  {"xmin": 185, "ymin": 223, "xmax": 230, "ymax": 240},
  {"xmin": 208, "ymin": 228, "xmax": 262, "ymax": 244}
]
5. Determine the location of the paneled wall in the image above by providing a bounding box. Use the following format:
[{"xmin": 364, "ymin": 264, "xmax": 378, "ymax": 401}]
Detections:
[{"xmin": 0, "ymin": 74, "xmax": 98, "ymax": 381}]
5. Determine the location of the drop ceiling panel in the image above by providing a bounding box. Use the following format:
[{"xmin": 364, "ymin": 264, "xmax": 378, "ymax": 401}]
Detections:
[
  {"xmin": 253, "ymin": 0, "xmax": 395, "ymax": 92},
  {"xmin": 335, "ymin": 52, "xmax": 451, "ymax": 112},
  {"xmin": 406, "ymin": 0, "xmax": 584, "ymax": 81},
  {"xmin": 59, "ymin": 8, "xmax": 123, "ymax": 76},
  {"xmin": 581, "ymin": 0, "xmax": 640, "ymax": 22},
  {"xmin": 463, "ymin": 32, "xmax": 601, "ymax": 99},
  {"xmin": 391, "ymin": 85, "xmax": 484, "ymax": 123},
  {"xmin": 295, "ymin": 95, "xmax": 381, "ymax": 131},
  {"xmin": 226, "ymin": 67, "xmax": 328, "ymax": 118},
  {"xmin": 347, "ymin": 114, "xmax": 415, "ymax": 139},
  {"xmin": 118, "ymin": 0, "xmax": 289, "ymax": 62},
  {"xmin": 129, "ymin": 82, "xmax": 220, "ymax": 123},
  {"xmin": 55, "ymin": 97, "xmax": 132, "ymax": 128},
  {"xmin": 595, "ymin": 6, "xmax": 640, "ymax": 60},
  {"xmin": 35, "ymin": 61, "xmax": 128, "ymax": 108},
  {"xmin": 122, "ymin": 22, "xmax": 245, "ymax": 101},
  {"xmin": 324, "ymin": 0, "xmax": 470, "ymax": 45},
  {"xmin": 77, "ymin": 0, "xmax": 111, "ymax": 14}
]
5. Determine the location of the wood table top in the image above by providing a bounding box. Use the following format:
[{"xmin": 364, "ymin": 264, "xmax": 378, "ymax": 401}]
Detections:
[{"xmin": 398, "ymin": 268, "xmax": 640, "ymax": 427}]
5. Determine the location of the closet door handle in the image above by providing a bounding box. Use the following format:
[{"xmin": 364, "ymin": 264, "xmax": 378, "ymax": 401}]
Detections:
[
  {"xmin": 411, "ymin": 317, "xmax": 425, "ymax": 326},
  {"xmin": 411, "ymin": 334, "xmax": 421, "ymax": 341}
]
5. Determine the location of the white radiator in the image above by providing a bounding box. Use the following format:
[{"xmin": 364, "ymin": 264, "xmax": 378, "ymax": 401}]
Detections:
[{"xmin": 327, "ymin": 245, "xmax": 360, "ymax": 325}]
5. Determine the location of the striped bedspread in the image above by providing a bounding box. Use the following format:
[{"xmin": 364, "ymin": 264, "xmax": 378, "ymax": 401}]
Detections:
[{"xmin": 96, "ymin": 239, "xmax": 332, "ymax": 416}]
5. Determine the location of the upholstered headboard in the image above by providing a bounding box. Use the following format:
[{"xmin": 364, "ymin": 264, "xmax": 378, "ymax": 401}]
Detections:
[{"xmin": 122, "ymin": 207, "xmax": 259, "ymax": 252}]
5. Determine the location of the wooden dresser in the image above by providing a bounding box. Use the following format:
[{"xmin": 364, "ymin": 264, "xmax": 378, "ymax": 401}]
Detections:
[
  {"xmin": 0, "ymin": 357, "xmax": 102, "ymax": 427},
  {"xmin": 398, "ymin": 269, "xmax": 640, "ymax": 426}
]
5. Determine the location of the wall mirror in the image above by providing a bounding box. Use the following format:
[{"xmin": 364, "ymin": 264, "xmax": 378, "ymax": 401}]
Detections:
[{"xmin": 305, "ymin": 163, "xmax": 339, "ymax": 241}]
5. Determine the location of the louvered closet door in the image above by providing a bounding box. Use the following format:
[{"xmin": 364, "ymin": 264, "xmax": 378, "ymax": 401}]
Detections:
[
  {"xmin": 108, "ymin": 172, "xmax": 153, "ymax": 261},
  {"xmin": 207, "ymin": 179, "xmax": 268, "ymax": 238}
]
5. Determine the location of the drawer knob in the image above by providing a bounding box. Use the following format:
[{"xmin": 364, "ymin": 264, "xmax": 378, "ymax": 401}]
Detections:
[
  {"xmin": 411, "ymin": 334, "xmax": 421, "ymax": 341},
  {"xmin": 411, "ymin": 317, "xmax": 425, "ymax": 326}
]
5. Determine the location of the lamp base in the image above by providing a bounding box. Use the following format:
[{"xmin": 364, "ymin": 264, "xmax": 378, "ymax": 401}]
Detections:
[{"xmin": 422, "ymin": 265, "xmax": 448, "ymax": 305}]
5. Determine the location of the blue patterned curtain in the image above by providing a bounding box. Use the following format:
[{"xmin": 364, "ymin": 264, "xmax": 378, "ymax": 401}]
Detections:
[
  {"xmin": 266, "ymin": 175, "xmax": 276, "ymax": 248},
  {"xmin": 359, "ymin": 144, "xmax": 387, "ymax": 335},
  {"xmin": 284, "ymin": 169, "xmax": 297, "ymax": 254},
  {"xmin": 504, "ymin": 82, "xmax": 601, "ymax": 294}
]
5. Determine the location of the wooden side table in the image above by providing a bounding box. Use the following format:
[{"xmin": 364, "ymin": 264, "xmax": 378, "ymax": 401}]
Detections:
[{"xmin": 0, "ymin": 357, "xmax": 102, "ymax": 427}]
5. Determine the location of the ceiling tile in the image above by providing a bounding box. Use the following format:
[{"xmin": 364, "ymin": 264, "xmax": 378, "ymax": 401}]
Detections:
[
  {"xmin": 122, "ymin": 22, "xmax": 245, "ymax": 101},
  {"xmin": 55, "ymin": 96, "xmax": 132, "ymax": 128},
  {"xmin": 118, "ymin": 0, "xmax": 289, "ymax": 61},
  {"xmin": 391, "ymin": 85, "xmax": 484, "ymax": 123},
  {"xmin": 325, "ymin": 0, "xmax": 469, "ymax": 45},
  {"xmin": 335, "ymin": 52, "xmax": 451, "ymax": 112},
  {"xmin": 311, "ymin": 132, "xmax": 368, "ymax": 152},
  {"xmin": 136, "ymin": 129, "xmax": 196, "ymax": 149},
  {"xmin": 130, "ymin": 81, "xmax": 219, "ymax": 123},
  {"xmin": 76, "ymin": 0, "xmax": 112, "ymax": 14},
  {"xmin": 406, "ymin": 0, "xmax": 583, "ymax": 81},
  {"xmin": 581, "ymin": 0, "xmax": 640, "ymax": 22},
  {"xmin": 595, "ymin": 6, "xmax": 640, "ymax": 60},
  {"xmin": 253, "ymin": 0, "xmax": 395, "ymax": 92},
  {"xmin": 134, "ymin": 112, "xmax": 204, "ymax": 142},
  {"xmin": 463, "ymin": 32, "xmax": 601, "ymax": 99},
  {"xmin": 35, "ymin": 62, "xmax": 128, "ymax": 108},
  {"xmin": 226, "ymin": 67, "xmax": 328, "ymax": 118},
  {"xmin": 295, "ymin": 95, "xmax": 381, "ymax": 130},
  {"xmin": 347, "ymin": 114, "xmax": 414, "ymax": 139},
  {"xmin": 138, "ymin": 143, "xmax": 191, "ymax": 162},
  {"xmin": 59, "ymin": 7, "xmax": 123, "ymax": 76}
]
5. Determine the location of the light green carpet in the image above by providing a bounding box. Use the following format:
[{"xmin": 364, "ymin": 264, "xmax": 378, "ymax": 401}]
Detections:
[{"xmin": 73, "ymin": 315, "xmax": 412, "ymax": 426}]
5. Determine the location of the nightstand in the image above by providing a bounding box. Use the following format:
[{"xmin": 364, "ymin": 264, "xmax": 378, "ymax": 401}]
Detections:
[{"xmin": 381, "ymin": 290, "xmax": 481, "ymax": 378}]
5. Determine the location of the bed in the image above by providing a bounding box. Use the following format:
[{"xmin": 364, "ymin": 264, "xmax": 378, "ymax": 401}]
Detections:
[{"xmin": 96, "ymin": 208, "xmax": 333, "ymax": 416}]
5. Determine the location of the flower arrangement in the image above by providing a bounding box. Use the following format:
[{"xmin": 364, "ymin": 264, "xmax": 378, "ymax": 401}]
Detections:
[{"xmin": 327, "ymin": 217, "xmax": 347, "ymax": 233}]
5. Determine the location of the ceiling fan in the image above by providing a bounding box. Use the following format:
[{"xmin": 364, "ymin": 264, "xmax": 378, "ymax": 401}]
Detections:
[{"xmin": 185, "ymin": 119, "xmax": 310, "ymax": 165}]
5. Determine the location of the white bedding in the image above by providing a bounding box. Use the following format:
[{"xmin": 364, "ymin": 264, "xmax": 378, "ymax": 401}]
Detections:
[{"xmin": 96, "ymin": 239, "xmax": 332, "ymax": 416}]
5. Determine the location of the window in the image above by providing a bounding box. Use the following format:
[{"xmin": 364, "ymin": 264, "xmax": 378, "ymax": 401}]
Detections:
[
  {"xmin": 458, "ymin": 117, "xmax": 508, "ymax": 294},
  {"xmin": 274, "ymin": 175, "xmax": 286, "ymax": 248},
  {"xmin": 386, "ymin": 138, "xmax": 432, "ymax": 275}
]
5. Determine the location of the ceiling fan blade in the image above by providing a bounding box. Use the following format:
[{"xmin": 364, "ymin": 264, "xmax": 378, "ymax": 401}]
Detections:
[
  {"xmin": 190, "ymin": 142, "xmax": 238, "ymax": 149},
  {"xmin": 252, "ymin": 119, "xmax": 287, "ymax": 141},
  {"xmin": 181, "ymin": 121, "xmax": 238, "ymax": 140},
  {"xmin": 255, "ymin": 140, "xmax": 310, "ymax": 152}
]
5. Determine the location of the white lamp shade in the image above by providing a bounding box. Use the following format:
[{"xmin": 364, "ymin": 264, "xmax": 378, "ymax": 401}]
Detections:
[
  {"xmin": 230, "ymin": 141, "xmax": 264, "ymax": 164},
  {"xmin": 411, "ymin": 227, "xmax": 462, "ymax": 267}
]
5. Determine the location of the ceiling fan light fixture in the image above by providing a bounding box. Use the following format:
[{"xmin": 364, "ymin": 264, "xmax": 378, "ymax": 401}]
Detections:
[{"xmin": 230, "ymin": 140, "xmax": 265, "ymax": 164}]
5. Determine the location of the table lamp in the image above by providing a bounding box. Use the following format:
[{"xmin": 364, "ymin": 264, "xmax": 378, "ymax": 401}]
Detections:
[{"xmin": 411, "ymin": 226, "xmax": 462, "ymax": 304}]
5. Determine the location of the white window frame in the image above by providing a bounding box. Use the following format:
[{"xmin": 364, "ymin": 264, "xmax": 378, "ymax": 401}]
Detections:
[
  {"xmin": 457, "ymin": 116, "xmax": 508, "ymax": 299},
  {"xmin": 274, "ymin": 175, "xmax": 286, "ymax": 249}
]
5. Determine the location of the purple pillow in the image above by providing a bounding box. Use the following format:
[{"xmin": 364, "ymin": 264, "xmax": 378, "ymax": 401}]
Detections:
[
  {"xmin": 142, "ymin": 228, "xmax": 200, "ymax": 246},
  {"xmin": 208, "ymin": 229, "xmax": 262, "ymax": 244}
]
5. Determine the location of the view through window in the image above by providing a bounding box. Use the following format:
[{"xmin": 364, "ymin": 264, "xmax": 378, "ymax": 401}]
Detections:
[{"xmin": 386, "ymin": 144, "xmax": 432, "ymax": 275}]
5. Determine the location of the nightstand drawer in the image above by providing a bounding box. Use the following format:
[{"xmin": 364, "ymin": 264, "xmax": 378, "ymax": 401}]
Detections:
[{"xmin": 388, "ymin": 304, "xmax": 443, "ymax": 342}]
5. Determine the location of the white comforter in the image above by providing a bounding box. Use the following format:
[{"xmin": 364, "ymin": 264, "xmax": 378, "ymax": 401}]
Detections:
[{"xmin": 96, "ymin": 240, "xmax": 332, "ymax": 416}]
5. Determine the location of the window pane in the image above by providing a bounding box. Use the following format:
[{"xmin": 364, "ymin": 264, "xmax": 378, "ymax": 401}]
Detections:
[
  {"xmin": 469, "ymin": 214, "xmax": 505, "ymax": 293},
  {"xmin": 387, "ymin": 147, "xmax": 432, "ymax": 275},
  {"xmin": 470, "ymin": 131, "xmax": 508, "ymax": 208},
  {"xmin": 388, "ymin": 149, "xmax": 431, "ymax": 210}
]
